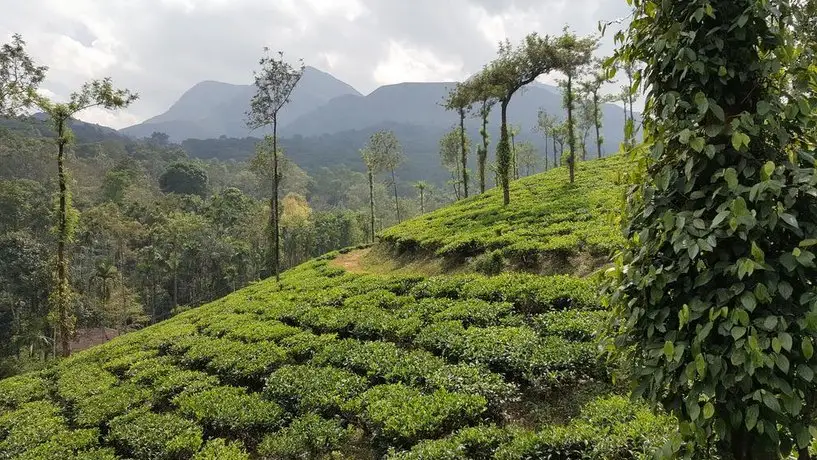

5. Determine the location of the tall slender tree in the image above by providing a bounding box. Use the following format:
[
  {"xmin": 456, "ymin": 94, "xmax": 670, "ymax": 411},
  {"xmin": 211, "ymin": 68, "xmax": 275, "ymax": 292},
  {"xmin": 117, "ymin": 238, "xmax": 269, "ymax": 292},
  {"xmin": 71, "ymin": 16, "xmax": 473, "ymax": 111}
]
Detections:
[
  {"xmin": 607, "ymin": 0, "xmax": 817, "ymax": 457},
  {"xmin": 34, "ymin": 78, "xmax": 138, "ymax": 357},
  {"xmin": 482, "ymin": 33, "xmax": 561, "ymax": 205},
  {"xmin": 246, "ymin": 49, "xmax": 304, "ymax": 282},
  {"xmin": 579, "ymin": 59, "xmax": 610, "ymax": 159},
  {"xmin": 536, "ymin": 110, "xmax": 556, "ymax": 170},
  {"xmin": 554, "ymin": 30, "xmax": 598, "ymax": 183},
  {"xmin": 468, "ymin": 73, "xmax": 499, "ymax": 193},
  {"xmin": 443, "ymin": 83, "xmax": 472, "ymax": 197},
  {"xmin": 0, "ymin": 34, "xmax": 47, "ymax": 117},
  {"xmin": 414, "ymin": 181, "xmax": 429, "ymax": 214},
  {"xmin": 361, "ymin": 130, "xmax": 402, "ymax": 237}
]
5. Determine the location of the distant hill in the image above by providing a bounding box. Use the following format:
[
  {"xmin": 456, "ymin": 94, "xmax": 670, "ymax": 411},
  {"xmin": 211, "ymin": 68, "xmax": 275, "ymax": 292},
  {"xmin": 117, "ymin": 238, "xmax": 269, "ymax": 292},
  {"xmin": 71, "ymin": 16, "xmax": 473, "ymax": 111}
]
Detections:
[{"xmin": 120, "ymin": 66, "xmax": 362, "ymax": 141}]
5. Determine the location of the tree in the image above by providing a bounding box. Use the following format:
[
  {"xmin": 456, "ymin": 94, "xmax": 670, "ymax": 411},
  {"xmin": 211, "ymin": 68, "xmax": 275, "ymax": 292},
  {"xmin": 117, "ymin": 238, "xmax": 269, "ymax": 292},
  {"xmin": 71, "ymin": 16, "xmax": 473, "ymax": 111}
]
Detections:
[
  {"xmin": 579, "ymin": 60, "xmax": 610, "ymax": 159},
  {"xmin": 360, "ymin": 130, "xmax": 400, "ymax": 241},
  {"xmin": 246, "ymin": 48, "xmax": 304, "ymax": 282},
  {"xmin": 439, "ymin": 127, "xmax": 468, "ymax": 200},
  {"xmin": 159, "ymin": 162, "xmax": 209, "ymax": 197},
  {"xmin": 536, "ymin": 110, "xmax": 557, "ymax": 170},
  {"xmin": 515, "ymin": 141, "xmax": 538, "ymax": 177},
  {"xmin": 606, "ymin": 0, "xmax": 817, "ymax": 458},
  {"xmin": 481, "ymin": 33, "xmax": 561, "ymax": 205},
  {"xmin": 33, "ymin": 78, "xmax": 137, "ymax": 357},
  {"xmin": 0, "ymin": 34, "xmax": 47, "ymax": 118},
  {"xmin": 509, "ymin": 124, "xmax": 521, "ymax": 180},
  {"xmin": 414, "ymin": 181, "xmax": 429, "ymax": 214},
  {"xmin": 443, "ymin": 83, "xmax": 472, "ymax": 197},
  {"xmin": 554, "ymin": 30, "xmax": 597, "ymax": 183},
  {"xmin": 468, "ymin": 73, "xmax": 499, "ymax": 193}
]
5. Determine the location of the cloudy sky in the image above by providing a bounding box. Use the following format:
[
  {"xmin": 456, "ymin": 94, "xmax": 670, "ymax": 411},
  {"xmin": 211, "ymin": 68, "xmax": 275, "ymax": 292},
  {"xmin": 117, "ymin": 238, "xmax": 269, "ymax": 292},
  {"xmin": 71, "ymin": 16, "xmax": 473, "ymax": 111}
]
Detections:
[{"xmin": 1, "ymin": 0, "xmax": 631, "ymax": 129}]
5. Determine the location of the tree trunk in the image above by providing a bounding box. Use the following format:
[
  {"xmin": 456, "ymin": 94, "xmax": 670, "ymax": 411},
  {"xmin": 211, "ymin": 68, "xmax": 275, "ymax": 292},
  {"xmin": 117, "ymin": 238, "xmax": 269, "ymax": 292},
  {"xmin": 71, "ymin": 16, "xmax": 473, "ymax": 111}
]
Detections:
[
  {"xmin": 391, "ymin": 169, "xmax": 400, "ymax": 223},
  {"xmin": 544, "ymin": 134, "xmax": 549, "ymax": 171},
  {"xmin": 459, "ymin": 108, "xmax": 468, "ymax": 198},
  {"xmin": 511, "ymin": 132, "xmax": 519, "ymax": 180},
  {"xmin": 499, "ymin": 100, "xmax": 510, "ymax": 205},
  {"xmin": 553, "ymin": 136, "xmax": 558, "ymax": 168},
  {"xmin": 56, "ymin": 117, "xmax": 70, "ymax": 358},
  {"xmin": 594, "ymin": 92, "xmax": 602, "ymax": 159},
  {"xmin": 566, "ymin": 74, "xmax": 576, "ymax": 183},
  {"xmin": 479, "ymin": 110, "xmax": 489, "ymax": 193},
  {"xmin": 272, "ymin": 117, "xmax": 281, "ymax": 282},
  {"xmin": 368, "ymin": 171, "xmax": 375, "ymax": 243},
  {"xmin": 419, "ymin": 189, "xmax": 425, "ymax": 214}
]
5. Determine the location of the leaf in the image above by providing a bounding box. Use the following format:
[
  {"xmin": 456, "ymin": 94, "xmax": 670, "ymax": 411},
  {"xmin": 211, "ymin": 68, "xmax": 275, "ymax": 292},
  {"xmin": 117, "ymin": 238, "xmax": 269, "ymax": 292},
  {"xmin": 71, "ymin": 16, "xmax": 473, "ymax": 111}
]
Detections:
[
  {"xmin": 663, "ymin": 341, "xmax": 675, "ymax": 360},
  {"xmin": 688, "ymin": 401, "xmax": 701, "ymax": 421},
  {"xmin": 780, "ymin": 332, "xmax": 793, "ymax": 352},
  {"xmin": 690, "ymin": 137, "xmax": 705, "ymax": 153},
  {"xmin": 778, "ymin": 281, "xmax": 793, "ymax": 300},
  {"xmin": 803, "ymin": 338, "xmax": 814, "ymax": 360},
  {"xmin": 757, "ymin": 101, "xmax": 771, "ymax": 116},
  {"xmin": 711, "ymin": 210, "xmax": 730, "ymax": 228},
  {"xmin": 775, "ymin": 354, "xmax": 790, "ymax": 373},
  {"xmin": 772, "ymin": 337, "xmax": 782, "ymax": 353},
  {"xmin": 737, "ymin": 14, "xmax": 748, "ymax": 28},
  {"xmin": 710, "ymin": 101, "xmax": 725, "ymax": 121},
  {"xmin": 724, "ymin": 168, "xmax": 738, "ymax": 190},
  {"xmin": 762, "ymin": 161, "xmax": 775, "ymax": 179},
  {"xmin": 732, "ymin": 326, "xmax": 747, "ymax": 340},
  {"xmin": 780, "ymin": 213, "xmax": 799, "ymax": 228},
  {"xmin": 731, "ymin": 131, "xmax": 749, "ymax": 151},
  {"xmin": 763, "ymin": 316, "xmax": 778, "ymax": 330},
  {"xmin": 762, "ymin": 392, "xmax": 780, "ymax": 413},
  {"xmin": 703, "ymin": 402, "xmax": 715, "ymax": 419},
  {"xmin": 798, "ymin": 364, "xmax": 814, "ymax": 382},
  {"xmin": 745, "ymin": 405, "xmax": 759, "ymax": 430}
]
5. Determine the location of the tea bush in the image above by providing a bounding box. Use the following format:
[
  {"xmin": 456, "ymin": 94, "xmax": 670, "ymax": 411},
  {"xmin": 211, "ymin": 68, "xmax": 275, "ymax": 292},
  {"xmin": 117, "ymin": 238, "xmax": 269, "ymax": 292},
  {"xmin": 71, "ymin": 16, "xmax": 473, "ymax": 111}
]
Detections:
[
  {"xmin": 174, "ymin": 386, "xmax": 285, "ymax": 437},
  {"xmin": 107, "ymin": 409, "xmax": 203, "ymax": 460},
  {"xmin": 257, "ymin": 413, "xmax": 352, "ymax": 459}
]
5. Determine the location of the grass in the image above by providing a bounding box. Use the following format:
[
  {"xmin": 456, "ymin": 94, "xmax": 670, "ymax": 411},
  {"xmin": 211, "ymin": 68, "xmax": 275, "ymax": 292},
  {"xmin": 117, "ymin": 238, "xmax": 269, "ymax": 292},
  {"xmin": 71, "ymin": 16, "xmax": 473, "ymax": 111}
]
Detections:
[{"xmin": 0, "ymin": 156, "xmax": 677, "ymax": 459}]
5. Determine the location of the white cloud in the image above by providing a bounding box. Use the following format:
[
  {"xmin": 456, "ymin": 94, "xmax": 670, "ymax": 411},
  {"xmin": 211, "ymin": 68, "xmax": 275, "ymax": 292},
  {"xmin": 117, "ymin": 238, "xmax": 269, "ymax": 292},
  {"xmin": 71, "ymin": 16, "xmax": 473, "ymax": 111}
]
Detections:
[{"xmin": 0, "ymin": 0, "xmax": 632, "ymax": 129}]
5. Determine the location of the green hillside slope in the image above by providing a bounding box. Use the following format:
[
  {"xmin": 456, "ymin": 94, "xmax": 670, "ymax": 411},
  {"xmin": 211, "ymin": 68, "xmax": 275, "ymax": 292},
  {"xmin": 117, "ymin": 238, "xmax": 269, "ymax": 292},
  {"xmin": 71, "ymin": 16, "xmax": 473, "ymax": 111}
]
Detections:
[
  {"xmin": 379, "ymin": 156, "xmax": 628, "ymax": 274},
  {"xmin": 0, "ymin": 156, "xmax": 674, "ymax": 459}
]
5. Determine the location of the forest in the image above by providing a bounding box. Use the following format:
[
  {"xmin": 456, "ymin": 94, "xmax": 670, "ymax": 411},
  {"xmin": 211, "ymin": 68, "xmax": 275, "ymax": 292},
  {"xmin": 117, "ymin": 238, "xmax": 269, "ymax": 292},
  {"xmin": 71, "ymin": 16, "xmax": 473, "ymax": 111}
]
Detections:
[{"xmin": 1, "ymin": 0, "xmax": 817, "ymax": 459}]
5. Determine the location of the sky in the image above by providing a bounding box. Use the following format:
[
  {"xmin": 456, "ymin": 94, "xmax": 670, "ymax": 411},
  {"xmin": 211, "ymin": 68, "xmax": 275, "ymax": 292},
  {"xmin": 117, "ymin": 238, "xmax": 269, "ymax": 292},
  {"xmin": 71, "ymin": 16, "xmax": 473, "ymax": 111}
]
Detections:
[{"xmin": 1, "ymin": 0, "xmax": 632, "ymax": 129}]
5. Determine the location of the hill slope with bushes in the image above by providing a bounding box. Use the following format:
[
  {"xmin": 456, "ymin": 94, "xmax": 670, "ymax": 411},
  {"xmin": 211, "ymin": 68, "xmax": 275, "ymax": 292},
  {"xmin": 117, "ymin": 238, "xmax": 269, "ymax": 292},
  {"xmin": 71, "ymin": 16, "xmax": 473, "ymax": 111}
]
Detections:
[{"xmin": 0, "ymin": 156, "xmax": 677, "ymax": 459}]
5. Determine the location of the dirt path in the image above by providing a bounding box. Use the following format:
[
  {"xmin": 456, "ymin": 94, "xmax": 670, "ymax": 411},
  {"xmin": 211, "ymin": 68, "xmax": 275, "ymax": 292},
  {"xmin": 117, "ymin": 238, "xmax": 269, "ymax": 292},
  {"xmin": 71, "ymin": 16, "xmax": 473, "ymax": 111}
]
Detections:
[{"xmin": 330, "ymin": 248, "xmax": 372, "ymax": 274}]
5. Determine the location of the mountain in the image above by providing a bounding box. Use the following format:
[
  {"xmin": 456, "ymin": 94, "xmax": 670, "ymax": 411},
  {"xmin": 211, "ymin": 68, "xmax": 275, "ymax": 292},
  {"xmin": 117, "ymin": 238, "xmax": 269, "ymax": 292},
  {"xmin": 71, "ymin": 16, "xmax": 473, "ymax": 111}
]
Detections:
[{"xmin": 120, "ymin": 66, "xmax": 362, "ymax": 141}]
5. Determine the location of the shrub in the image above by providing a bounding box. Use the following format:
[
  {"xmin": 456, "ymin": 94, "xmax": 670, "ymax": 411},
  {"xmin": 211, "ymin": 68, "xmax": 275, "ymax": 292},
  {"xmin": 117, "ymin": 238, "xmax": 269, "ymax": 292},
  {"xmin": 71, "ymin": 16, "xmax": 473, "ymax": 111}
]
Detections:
[
  {"xmin": 473, "ymin": 250, "xmax": 505, "ymax": 275},
  {"xmin": 265, "ymin": 365, "xmax": 367, "ymax": 415},
  {"xmin": 177, "ymin": 336, "xmax": 287, "ymax": 384},
  {"xmin": 432, "ymin": 299, "xmax": 515, "ymax": 327},
  {"xmin": 0, "ymin": 400, "xmax": 68, "ymax": 458},
  {"xmin": 174, "ymin": 385, "xmax": 285, "ymax": 437},
  {"xmin": 107, "ymin": 409, "xmax": 203, "ymax": 460},
  {"xmin": 127, "ymin": 358, "xmax": 219, "ymax": 404},
  {"xmin": 313, "ymin": 339, "xmax": 445, "ymax": 386},
  {"xmin": 426, "ymin": 364, "xmax": 519, "ymax": 412},
  {"xmin": 348, "ymin": 384, "xmax": 487, "ymax": 447},
  {"xmin": 56, "ymin": 363, "xmax": 118, "ymax": 402},
  {"xmin": 192, "ymin": 438, "xmax": 250, "ymax": 460},
  {"xmin": 388, "ymin": 425, "xmax": 512, "ymax": 460},
  {"xmin": 0, "ymin": 373, "xmax": 49, "ymax": 413},
  {"xmin": 73, "ymin": 383, "xmax": 150, "ymax": 427},
  {"xmin": 532, "ymin": 310, "xmax": 610, "ymax": 341},
  {"xmin": 15, "ymin": 428, "xmax": 112, "ymax": 460},
  {"xmin": 493, "ymin": 425, "xmax": 597, "ymax": 460},
  {"xmin": 257, "ymin": 413, "xmax": 351, "ymax": 460},
  {"xmin": 279, "ymin": 332, "xmax": 338, "ymax": 361},
  {"xmin": 225, "ymin": 321, "xmax": 301, "ymax": 343},
  {"xmin": 101, "ymin": 349, "xmax": 158, "ymax": 376}
]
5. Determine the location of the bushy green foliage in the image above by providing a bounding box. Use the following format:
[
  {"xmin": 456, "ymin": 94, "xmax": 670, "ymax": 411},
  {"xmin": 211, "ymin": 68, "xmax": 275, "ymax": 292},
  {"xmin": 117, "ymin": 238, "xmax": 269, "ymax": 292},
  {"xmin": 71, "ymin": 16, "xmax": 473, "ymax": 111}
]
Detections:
[
  {"xmin": 388, "ymin": 425, "xmax": 512, "ymax": 460},
  {"xmin": 348, "ymin": 384, "xmax": 487, "ymax": 447},
  {"xmin": 73, "ymin": 383, "xmax": 150, "ymax": 427},
  {"xmin": 107, "ymin": 409, "xmax": 203, "ymax": 460},
  {"xmin": 533, "ymin": 310, "xmax": 609, "ymax": 341},
  {"xmin": 607, "ymin": 0, "xmax": 817, "ymax": 455},
  {"xmin": 174, "ymin": 386, "xmax": 284, "ymax": 437},
  {"xmin": 15, "ymin": 429, "xmax": 115, "ymax": 460},
  {"xmin": 258, "ymin": 413, "xmax": 351, "ymax": 459},
  {"xmin": 380, "ymin": 157, "xmax": 626, "ymax": 261},
  {"xmin": 0, "ymin": 400, "xmax": 68, "ymax": 457},
  {"xmin": 0, "ymin": 373, "xmax": 49, "ymax": 412},
  {"xmin": 265, "ymin": 364, "xmax": 367, "ymax": 414},
  {"xmin": 192, "ymin": 438, "xmax": 250, "ymax": 460},
  {"xmin": 473, "ymin": 250, "xmax": 505, "ymax": 275}
]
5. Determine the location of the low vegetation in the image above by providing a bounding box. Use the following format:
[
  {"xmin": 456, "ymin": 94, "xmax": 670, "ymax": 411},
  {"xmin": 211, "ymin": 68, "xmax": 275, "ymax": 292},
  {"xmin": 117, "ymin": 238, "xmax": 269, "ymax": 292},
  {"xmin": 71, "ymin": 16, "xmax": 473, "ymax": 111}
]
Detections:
[{"xmin": 0, "ymin": 252, "xmax": 674, "ymax": 458}]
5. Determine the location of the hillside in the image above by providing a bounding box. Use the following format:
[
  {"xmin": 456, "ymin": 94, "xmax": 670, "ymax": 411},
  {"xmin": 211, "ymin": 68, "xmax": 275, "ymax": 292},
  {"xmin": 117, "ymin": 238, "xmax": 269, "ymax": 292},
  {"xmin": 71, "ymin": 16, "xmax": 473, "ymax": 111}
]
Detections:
[
  {"xmin": 0, "ymin": 156, "xmax": 677, "ymax": 459},
  {"xmin": 376, "ymin": 156, "xmax": 627, "ymax": 274}
]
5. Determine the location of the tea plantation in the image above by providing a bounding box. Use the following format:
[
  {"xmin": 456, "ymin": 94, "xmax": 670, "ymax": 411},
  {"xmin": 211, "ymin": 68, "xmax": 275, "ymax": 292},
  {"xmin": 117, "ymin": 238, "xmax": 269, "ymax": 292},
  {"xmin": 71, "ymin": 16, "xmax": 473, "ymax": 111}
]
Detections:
[
  {"xmin": 379, "ymin": 156, "xmax": 628, "ymax": 265},
  {"xmin": 0, "ymin": 158, "xmax": 675, "ymax": 459}
]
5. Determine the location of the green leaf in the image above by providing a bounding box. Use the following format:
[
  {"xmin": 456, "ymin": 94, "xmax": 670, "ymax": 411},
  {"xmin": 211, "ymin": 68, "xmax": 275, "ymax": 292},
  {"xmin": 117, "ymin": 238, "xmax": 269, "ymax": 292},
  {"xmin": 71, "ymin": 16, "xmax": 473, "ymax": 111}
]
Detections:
[
  {"xmin": 737, "ymin": 14, "xmax": 748, "ymax": 28},
  {"xmin": 762, "ymin": 161, "xmax": 775, "ymax": 179},
  {"xmin": 763, "ymin": 316, "xmax": 778, "ymax": 330},
  {"xmin": 803, "ymin": 338, "xmax": 814, "ymax": 360},
  {"xmin": 731, "ymin": 131, "xmax": 750, "ymax": 151},
  {"xmin": 690, "ymin": 137, "xmax": 705, "ymax": 153},
  {"xmin": 724, "ymin": 168, "xmax": 738, "ymax": 190},
  {"xmin": 703, "ymin": 402, "xmax": 715, "ymax": 419},
  {"xmin": 710, "ymin": 102, "xmax": 725, "ymax": 121},
  {"xmin": 679, "ymin": 129, "xmax": 692, "ymax": 144},
  {"xmin": 711, "ymin": 210, "xmax": 730, "ymax": 228},
  {"xmin": 695, "ymin": 353, "xmax": 707, "ymax": 376},
  {"xmin": 778, "ymin": 281, "xmax": 793, "ymax": 300},
  {"xmin": 775, "ymin": 354, "xmax": 790, "ymax": 373},
  {"xmin": 762, "ymin": 392, "xmax": 780, "ymax": 413},
  {"xmin": 663, "ymin": 341, "xmax": 675, "ymax": 360},
  {"xmin": 740, "ymin": 292, "xmax": 757, "ymax": 311},
  {"xmin": 732, "ymin": 326, "xmax": 747, "ymax": 340},
  {"xmin": 757, "ymin": 101, "xmax": 771, "ymax": 116},
  {"xmin": 798, "ymin": 365, "xmax": 814, "ymax": 382},
  {"xmin": 688, "ymin": 401, "xmax": 701, "ymax": 421},
  {"xmin": 745, "ymin": 405, "xmax": 759, "ymax": 430},
  {"xmin": 780, "ymin": 213, "xmax": 799, "ymax": 228},
  {"xmin": 772, "ymin": 337, "xmax": 782, "ymax": 353},
  {"xmin": 780, "ymin": 332, "xmax": 793, "ymax": 352}
]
